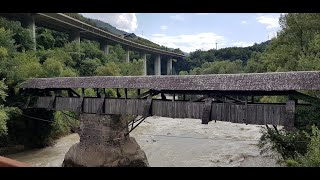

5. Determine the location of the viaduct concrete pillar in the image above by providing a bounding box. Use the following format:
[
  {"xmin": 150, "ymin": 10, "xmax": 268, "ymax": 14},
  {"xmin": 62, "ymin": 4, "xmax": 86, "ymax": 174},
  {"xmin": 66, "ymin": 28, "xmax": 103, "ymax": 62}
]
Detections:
[
  {"xmin": 154, "ymin": 54, "xmax": 161, "ymax": 75},
  {"xmin": 100, "ymin": 41, "xmax": 110, "ymax": 54},
  {"xmin": 70, "ymin": 31, "xmax": 80, "ymax": 44},
  {"xmin": 126, "ymin": 48, "xmax": 130, "ymax": 63},
  {"xmin": 141, "ymin": 52, "xmax": 147, "ymax": 76},
  {"xmin": 167, "ymin": 57, "xmax": 173, "ymax": 75},
  {"xmin": 62, "ymin": 114, "xmax": 149, "ymax": 167},
  {"xmin": 24, "ymin": 15, "xmax": 36, "ymax": 50}
]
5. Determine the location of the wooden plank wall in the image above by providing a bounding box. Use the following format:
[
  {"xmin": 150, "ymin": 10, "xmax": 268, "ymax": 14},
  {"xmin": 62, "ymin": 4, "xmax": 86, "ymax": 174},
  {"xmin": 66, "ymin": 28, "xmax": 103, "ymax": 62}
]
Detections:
[{"xmin": 35, "ymin": 97, "xmax": 286, "ymax": 125}]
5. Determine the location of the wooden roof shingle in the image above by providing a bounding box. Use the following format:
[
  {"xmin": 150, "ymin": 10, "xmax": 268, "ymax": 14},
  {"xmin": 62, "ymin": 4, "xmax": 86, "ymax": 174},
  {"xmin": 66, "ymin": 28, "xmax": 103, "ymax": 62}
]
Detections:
[{"xmin": 20, "ymin": 71, "xmax": 320, "ymax": 91}]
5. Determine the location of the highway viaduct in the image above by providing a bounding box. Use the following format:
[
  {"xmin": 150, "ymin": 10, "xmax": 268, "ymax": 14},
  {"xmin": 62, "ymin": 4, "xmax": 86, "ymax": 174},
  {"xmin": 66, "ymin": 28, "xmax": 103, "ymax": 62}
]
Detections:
[{"xmin": 0, "ymin": 13, "xmax": 185, "ymax": 76}]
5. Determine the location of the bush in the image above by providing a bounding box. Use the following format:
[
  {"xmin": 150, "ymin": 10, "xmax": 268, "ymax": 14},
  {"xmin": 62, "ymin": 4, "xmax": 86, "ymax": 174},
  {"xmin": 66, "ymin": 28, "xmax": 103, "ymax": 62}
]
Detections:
[
  {"xmin": 286, "ymin": 125, "xmax": 320, "ymax": 167},
  {"xmin": 258, "ymin": 125, "xmax": 310, "ymax": 163}
]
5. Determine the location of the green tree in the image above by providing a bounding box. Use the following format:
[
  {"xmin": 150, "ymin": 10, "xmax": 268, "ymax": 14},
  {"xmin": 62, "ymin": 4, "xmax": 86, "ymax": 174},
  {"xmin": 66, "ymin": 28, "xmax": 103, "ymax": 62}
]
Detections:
[
  {"xmin": 120, "ymin": 59, "xmax": 144, "ymax": 76},
  {"xmin": 0, "ymin": 17, "xmax": 34, "ymax": 51},
  {"xmin": 0, "ymin": 79, "xmax": 8, "ymax": 136},
  {"xmin": 0, "ymin": 28, "xmax": 16, "ymax": 53},
  {"xmin": 79, "ymin": 58, "xmax": 102, "ymax": 76},
  {"xmin": 95, "ymin": 61, "xmax": 121, "ymax": 76}
]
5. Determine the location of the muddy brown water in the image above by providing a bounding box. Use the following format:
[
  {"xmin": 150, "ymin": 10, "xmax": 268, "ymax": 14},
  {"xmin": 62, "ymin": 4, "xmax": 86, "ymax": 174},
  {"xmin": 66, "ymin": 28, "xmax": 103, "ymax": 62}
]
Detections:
[{"xmin": 6, "ymin": 117, "xmax": 280, "ymax": 167}]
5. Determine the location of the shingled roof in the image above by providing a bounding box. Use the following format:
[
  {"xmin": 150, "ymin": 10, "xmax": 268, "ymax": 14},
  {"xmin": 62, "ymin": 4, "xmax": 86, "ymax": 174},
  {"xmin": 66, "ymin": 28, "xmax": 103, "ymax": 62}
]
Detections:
[{"xmin": 20, "ymin": 71, "xmax": 320, "ymax": 91}]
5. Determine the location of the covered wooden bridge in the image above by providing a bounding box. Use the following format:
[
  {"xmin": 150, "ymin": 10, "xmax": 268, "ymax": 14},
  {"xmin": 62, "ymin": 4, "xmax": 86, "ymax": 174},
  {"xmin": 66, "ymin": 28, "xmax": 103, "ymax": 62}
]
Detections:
[{"xmin": 20, "ymin": 71, "xmax": 320, "ymax": 130}]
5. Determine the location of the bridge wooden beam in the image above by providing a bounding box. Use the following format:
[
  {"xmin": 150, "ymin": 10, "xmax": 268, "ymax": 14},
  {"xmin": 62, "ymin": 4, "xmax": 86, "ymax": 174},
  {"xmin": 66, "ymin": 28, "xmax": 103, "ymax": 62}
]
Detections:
[
  {"xmin": 142, "ymin": 95, "xmax": 153, "ymax": 118},
  {"xmin": 290, "ymin": 91, "xmax": 320, "ymax": 105},
  {"xmin": 202, "ymin": 98, "xmax": 213, "ymax": 124},
  {"xmin": 96, "ymin": 94, "xmax": 106, "ymax": 115}
]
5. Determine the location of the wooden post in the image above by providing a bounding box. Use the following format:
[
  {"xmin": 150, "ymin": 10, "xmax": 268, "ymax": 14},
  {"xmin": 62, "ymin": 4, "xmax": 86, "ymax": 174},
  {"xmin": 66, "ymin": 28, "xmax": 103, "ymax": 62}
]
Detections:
[
  {"xmin": 183, "ymin": 94, "xmax": 186, "ymax": 101},
  {"xmin": 125, "ymin": 88, "xmax": 128, "ymax": 99},
  {"xmin": 137, "ymin": 89, "xmax": 141, "ymax": 96},
  {"xmin": 96, "ymin": 88, "xmax": 100, "ymax": 98},
  {"xmin": 245, "ymin": 97, "xmax": 248, "ymax": 125},
  {"xmin": 161, "ymin": 92, "xmax": 166, "ymax": 100},
  {"xmin": 202, "ymin": 98, "xmax": 212, "ymax": 124},
  {"xmin": 285, "ymin": 99, "xmax": 296, "ymax": 131},
  {"xmin": 116, "ymin": 88, "xmax": 121, "ymax": 98},
  {"xmin": 143, "ymin": 96, "xmax": 153, "ymax": 118},
  {"xmin": 68, "ymin": 89, "xmax": 73, "ymax": 97},
  {"xmin": 251, "ymin": 96, "xmax": 254, "ymax": 103}
]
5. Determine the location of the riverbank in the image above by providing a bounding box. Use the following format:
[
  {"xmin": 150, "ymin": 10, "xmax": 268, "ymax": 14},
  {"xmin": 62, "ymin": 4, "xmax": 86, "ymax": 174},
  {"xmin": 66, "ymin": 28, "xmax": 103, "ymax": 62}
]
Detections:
[
  {"xmin": 6, "ymin": 117, "xmax": 280, "ymax": 167},
  {"xmin": 0, "ymin": 145, "xmax": 25, "ymax": 155}
]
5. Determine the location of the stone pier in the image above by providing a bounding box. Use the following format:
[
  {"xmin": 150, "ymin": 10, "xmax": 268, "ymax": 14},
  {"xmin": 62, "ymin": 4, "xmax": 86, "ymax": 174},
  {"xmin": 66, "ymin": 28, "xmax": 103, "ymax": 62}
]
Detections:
[
  {"xmin": 62, "ymin": 114, "xmax": 149, "ymax": 167},
  {"xmin": 154, "ymin": 54, "xmax": 161, "ymax": 75}
]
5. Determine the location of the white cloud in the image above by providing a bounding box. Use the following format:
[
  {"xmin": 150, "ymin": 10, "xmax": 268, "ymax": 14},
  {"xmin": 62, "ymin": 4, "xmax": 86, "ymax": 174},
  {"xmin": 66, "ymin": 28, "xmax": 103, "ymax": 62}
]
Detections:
[
  {"xmin": 241, "ymin": 20, "xmax": 248, "ymax": 24},
  {"xmin": 80, "ymin": 13, "xmax": 138, "ymax": 32},
  {"xmin": 256, "ymin": 15, "xmax": 279, "ymax": 29},
  {"xmin": 160, "ymin": 25, "xmax": 168, "ymax": 31},
  {"xmin": 268, "ymin": 32, "xmax": 278, "ymax": 40},
  {"xmin": 232, "ymin": 42, "xmax": 254, "ymax": 47},
  {"xmin": 170, "ymin": 14, "xmax": 185, "ymax": 21},
  {"xmin": 147, "ymin": 32, "xmax": 225, "ymax": 53}
]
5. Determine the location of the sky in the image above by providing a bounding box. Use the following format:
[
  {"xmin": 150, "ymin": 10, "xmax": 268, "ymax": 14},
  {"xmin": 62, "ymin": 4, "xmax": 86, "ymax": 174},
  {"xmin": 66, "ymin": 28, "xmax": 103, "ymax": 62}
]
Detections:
[{"xmin": 81, "ymin": 13, "xmax": 283, "ymax": 53}]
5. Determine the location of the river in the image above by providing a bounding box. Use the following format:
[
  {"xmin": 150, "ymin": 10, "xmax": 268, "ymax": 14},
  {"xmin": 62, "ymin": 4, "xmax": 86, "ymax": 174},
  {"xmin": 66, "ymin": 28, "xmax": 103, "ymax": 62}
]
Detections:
[{"xmin": 6, "ymin": 117, "xmax": 280, "ymax": 167}]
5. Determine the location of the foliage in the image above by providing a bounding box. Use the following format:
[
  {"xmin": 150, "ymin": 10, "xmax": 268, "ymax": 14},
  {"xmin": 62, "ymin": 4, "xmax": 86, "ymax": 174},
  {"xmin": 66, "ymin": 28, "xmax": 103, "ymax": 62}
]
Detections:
[
  {"xmin": 0, "ymin": 27, "xmax": 16, "ymax": 53},
  {"xmin": 0, "ymin": 80, "xmax": 8, "ymax": 136},
  {"xmin": 2, "ymin": 51, "xmax": 43, "ymax": 87},
  {"xmin": 188, "ymin": 60, "xmax": 244, "ymax": 75},
  {"xmin": 176, "ymin": 41, "xmax": 270, "ymax": 73},
  {"xmin": 258, "ymin": 125, "xmax": 310, "ymax": 160},
  {"xmin": 0, "ymin": 79, "xmax": 7, "ymax": 102},
  {"xmin": 0, "ymin": 17, "xmax": 34, "ymax": 51},
  {"xmin": 95, "ymin": 61, "xmax": 121, "ymax": 76},
  {"xmin": 0, "ymin": 106, "xmax": 9, "ymax": 137},
  {"xmin": 286, "ymin": 125, "xmax": 320, "ymax": 167},
  {"xmin": 120, "ymin": 59, "xmax": 144, "ymax": 76}
]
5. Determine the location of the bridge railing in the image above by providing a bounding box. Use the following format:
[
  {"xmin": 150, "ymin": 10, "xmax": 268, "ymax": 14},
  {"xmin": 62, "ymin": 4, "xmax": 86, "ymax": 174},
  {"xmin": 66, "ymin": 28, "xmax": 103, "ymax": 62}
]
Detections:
[{"xmin": 0, "ymin": 156, "xmax": 31, "ymax": 167}]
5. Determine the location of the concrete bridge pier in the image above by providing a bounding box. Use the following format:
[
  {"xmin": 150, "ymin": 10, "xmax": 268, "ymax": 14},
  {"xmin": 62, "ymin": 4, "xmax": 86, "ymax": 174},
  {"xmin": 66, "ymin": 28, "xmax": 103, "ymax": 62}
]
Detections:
[
  {"xmin": 167, "ymin": 57, "xmax": 173, "ymax": 75},
  {"xmin": 62, "ymin": 114, "xmax": 149, "ymax": 167},
  {"xmin": 23, "ymin": 14, "xmax": 36, "ymax": 50},
  {"xmin": 69, "ymin": 31, "xmax": 80, "ymax": 44},
  {"xmin": 126, "ymin": 48, "xmax": 130, "ymax": 63},
  {"xmin": 141, "ymin": 52, "xmax": 147, "ymax": 76},
  {"xmin": 154, "ymin": 54, "xmax": 161, "ymax": 75},
  {"xmin": 100, "ymin": 41, "xmax": 110, "ymax": 54}
]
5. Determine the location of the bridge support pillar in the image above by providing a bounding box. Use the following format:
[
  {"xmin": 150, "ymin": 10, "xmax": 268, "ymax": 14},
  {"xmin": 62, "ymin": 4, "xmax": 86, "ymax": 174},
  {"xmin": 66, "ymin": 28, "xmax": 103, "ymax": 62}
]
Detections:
[
  {"xmin": 142, "ymin": 52, "xmax": 147, "ymax": 76},
  {"xmin": 126, "ymin": 48, "xmax": 130, "ymax": 63},
  {"xmin": 154, "ymin": 54, "xmax": 161, "ymax": 75},
  {"xmin": 62, "ymin": 114, "xmax": 149, "ymax": 167},
  {"xmin": 70, "ymin": 31, "xmax": 80, "ymax": 44},
  {"xmin": 100, "ymin": 41, "xmax": 109, "ymax": 54},
  {"xmin": 23, "ymin": 14, "xmax": 36, "ymax": 50},
  {"xmin": 167, "ymin": 57, "xmax": 173, "ymax": 75},
  {"xmin": 284, "ymin": 99, "xmax": 296, "ymax": 131}
]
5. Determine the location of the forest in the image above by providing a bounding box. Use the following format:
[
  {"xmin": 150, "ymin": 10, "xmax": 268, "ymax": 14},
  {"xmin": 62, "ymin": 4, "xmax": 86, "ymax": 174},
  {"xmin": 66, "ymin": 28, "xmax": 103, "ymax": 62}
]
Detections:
[{"xmin": 1, "ymin": 13, "xmax": 320, "ymax": 166}]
